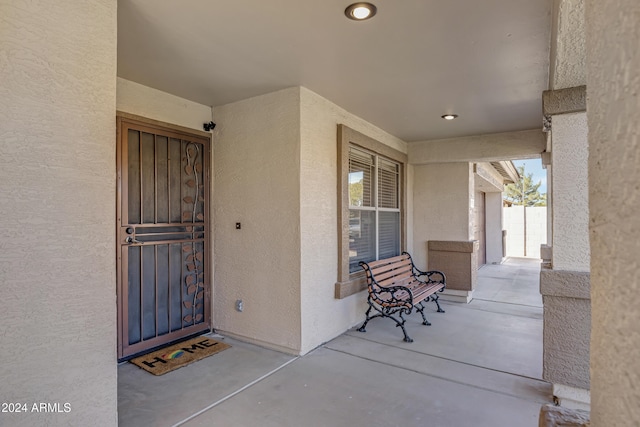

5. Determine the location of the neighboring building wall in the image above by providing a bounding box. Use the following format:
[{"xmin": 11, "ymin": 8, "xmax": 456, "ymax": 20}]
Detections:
[
  {"xmin": 298, "ymin": 88, "xmax": 408, "ymax": 354},
  {"xmin": 586, "ymin": 0, "xmax": 640, "ymax": 424},
  {"xmin": 0, "ymin": 1, "xmax": 118, "ymax": 426},
  {"xmin": 212, "ymin": 88, "xmax": 302, "ymax": 354},
  {"xmin": 503, "ymin": 206, "xmax": 548, "ymax": 258}
]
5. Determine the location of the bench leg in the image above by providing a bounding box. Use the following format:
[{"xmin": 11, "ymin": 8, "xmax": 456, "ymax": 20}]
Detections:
[
  {"xmin": 431, "ymin": 292, "xmax": 445, "ymax": 313},
  {"xmin": 357, "ymin": 304, "xmax": 374, "ymax": 333},
  {"xmin": 397, "ymin": 310, "xmax": 413, "ymax": 343},
  {"xmin": 358, "ymin": 302, "xmax": 414, "ymax": 343},
  {"xmin": 415, "ymin": 301, "xmax": 431, "ymax": 326}
]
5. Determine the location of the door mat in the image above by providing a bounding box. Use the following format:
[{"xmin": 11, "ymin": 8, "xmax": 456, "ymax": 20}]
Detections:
[{"xmin": 130, "ymin": 336, "xmax": 231, "ymax": 376}]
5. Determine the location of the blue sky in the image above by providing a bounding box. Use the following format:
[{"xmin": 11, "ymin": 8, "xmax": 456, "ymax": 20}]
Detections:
[{"xmin": 512, "ymin": 158, "xmax": 547, "ymax": 194}]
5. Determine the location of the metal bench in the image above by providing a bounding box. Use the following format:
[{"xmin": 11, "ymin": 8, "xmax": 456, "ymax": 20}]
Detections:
[{"xmin": 357, "ymin": 252, "xmax": 446, "ymax": 342}]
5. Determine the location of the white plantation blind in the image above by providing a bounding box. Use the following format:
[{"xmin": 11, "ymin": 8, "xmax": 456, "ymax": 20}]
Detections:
[
  {"xmin": 379, "ymin": 211, "xmax": 400, "ymax": 259},
  {"xmin": 348, "ymin": 146, "xmax": 401, "ymax": 272},
  {"xmin": 348, "ymin": 148, "xmax": 374, "ymax": 207},
  {"xmin": 378, "ymin": 158, "xmax": 399, "ymax": 209},
  {"xmin": 348, "ymin": 211, "xmax": 376, "ymax": 269}
]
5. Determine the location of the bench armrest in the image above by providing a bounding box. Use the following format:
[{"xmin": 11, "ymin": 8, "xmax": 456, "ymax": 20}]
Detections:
[
  {"xmin": 415, "ymin": 270, "xmax": 446, "ymax": 286},
  {"xmin": 370, "ymin": 283, "xmax": 414, "ymax": 309},
  {"xmin": 401, "ymin": 251, "xmax": 446, "ymax": 288}
]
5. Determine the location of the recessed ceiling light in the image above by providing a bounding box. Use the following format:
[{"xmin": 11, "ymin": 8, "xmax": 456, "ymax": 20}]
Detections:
[
  {"xmin": 345, "ymin": 3, "xmax": 377, "ymax": 21},
  {"xmin": 441, "ymin": 114, "xmax": 459, "ymax": 120}
]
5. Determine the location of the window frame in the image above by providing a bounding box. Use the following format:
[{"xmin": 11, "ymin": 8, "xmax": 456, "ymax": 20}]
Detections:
[
  {"xmin": 348, "ymin": 146, "xmax": 401, "ymax": 273},
  {"xmin": 335, "ymin": 125, "xmax": 408, "ymax": 299}
]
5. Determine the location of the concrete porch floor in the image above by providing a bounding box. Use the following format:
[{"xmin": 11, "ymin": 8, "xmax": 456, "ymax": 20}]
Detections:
[{"xmin": 118, "ymin": 257, "xmax": 550, "ymax": 426}]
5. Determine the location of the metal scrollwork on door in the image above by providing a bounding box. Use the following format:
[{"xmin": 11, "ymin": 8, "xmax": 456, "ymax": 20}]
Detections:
[{"xmin": 182, "ymin": 142, "xmax": 205, "ymax": 326}]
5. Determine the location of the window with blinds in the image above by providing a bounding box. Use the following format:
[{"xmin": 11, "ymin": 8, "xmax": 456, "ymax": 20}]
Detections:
[{"xmin": 348, "ymin": 146, "xmax": 401, "ymax": 273}]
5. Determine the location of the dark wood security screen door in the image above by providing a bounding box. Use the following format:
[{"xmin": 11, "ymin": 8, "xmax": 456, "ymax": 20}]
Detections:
[{"xmin": 116, "ymin": 115, "xmax": 211, "ymax": 360}]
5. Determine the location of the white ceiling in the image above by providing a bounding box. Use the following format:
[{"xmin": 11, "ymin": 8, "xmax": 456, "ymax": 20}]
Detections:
[{"xmin": 117, "ymin": 0, "xmax": 552, "ymax": 142}]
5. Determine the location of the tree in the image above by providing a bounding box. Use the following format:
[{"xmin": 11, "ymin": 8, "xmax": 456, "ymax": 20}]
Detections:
[
  {"xmin": 503, "ymin": 164, "xmax": 546, "ymax": 256},
  {"xmin": 349, "ymin": 179, "xmax": 363, "ymax": 206},
  {"xmin": 504, "ymin": 165, "xmax": 546, "ymax": 207}
]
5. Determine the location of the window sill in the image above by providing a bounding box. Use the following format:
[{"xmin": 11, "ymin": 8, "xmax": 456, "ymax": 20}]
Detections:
[{"xmin": 334, "ymin": 271, "xmax": 367, "ymax": 299}]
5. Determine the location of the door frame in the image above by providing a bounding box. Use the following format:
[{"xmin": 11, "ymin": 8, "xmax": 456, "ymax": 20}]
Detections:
[
  {"xmin": 116, "ymin": 111, "xmax": 213, "ymax": 360},
  {"xmin": 474, "ymin": 190, "xmax": 487, "ymax": 268}
]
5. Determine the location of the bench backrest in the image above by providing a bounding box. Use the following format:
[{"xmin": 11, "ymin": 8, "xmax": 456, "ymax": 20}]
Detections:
[
  {"xmin": 360, "ymin": 253, "xmax": 415, "ymax": 289},
  {"xmin": 359, "ymin": 254, "xmax": 417, "ymax": 308}
]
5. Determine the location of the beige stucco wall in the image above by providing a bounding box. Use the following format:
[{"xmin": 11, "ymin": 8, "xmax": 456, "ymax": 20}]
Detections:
[
  {"xmin": 116, "ymin": 78, "xmax": 213, "ymax": 130},
  {"xmin": 485, "ymin": 192, "xmax": 505, "ymax": 264},
  {"xmin": 586, "ymin": 0, "xmax": 640, "ymax": 424},
  {"xmin": 408, "ymin": 129, "xmax": 546, "ymax": 164},
  {"xmin": 475, "ymin": 162, "xmax": 505, "ymax": 190},
  {"xmin": 298, "ymin": 88, "xmax": 408, "ymax": 354},
  {"xmin": 0, "ymin": 1, "xmax": 118, "ymax": 426},
  {"xmin": 117, "ymin": 83, "xmax": 408, "ymax": 355},
  {"xmin": 212, "ymin": 88, "xmax": 302, "ymax": 353},
  {"xmin": 412, "ymin": 163, "xmax": 472, "ymax": 271},
  {"xmin": 551, "ymin": 112, "xmax": 589, "ymax": 271},
  {"xmin": 551, "ymin": 0, "xmax": 586, "ymax": 90}
]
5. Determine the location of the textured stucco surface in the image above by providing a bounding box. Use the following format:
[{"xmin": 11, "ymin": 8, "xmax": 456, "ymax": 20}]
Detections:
[
  {"xmin": 0, "ymin": 1, "xmax": 118, "ymax": 426},
  {"xmin": 212, "ymin": 88, "xmax": 302, "ymax": 353},
  {"xmin": 212, "ymin": 86, "xmax": 408, "ymax": 355},
  {"xmin": 408, "ymin": 129, "xmax": 546, "ymax": 164},
  {"xmin": 475, "ymin": 162, "xmax": 504, "ymax": 192},
  {"xmin": 116, "ymin": 78, "xmax": 212, "ymax": 130},
  {"xmin": 543, "ymin": 295, "xmax": 590, "ymax": 389},
  {"xmin": 586, "ymin": 1, "xmax": 640, "ymax": 425},
  {"xmin": 299, "ymin": 88, "xmax": 408, "ymax": 354},
  {"xmin": 543, "ymin": 111, "xmax": 590, "ymax": 397},
  {"xmin": 552, "ymin": 0, "xmax": 586, "ymax": 90},
  {"xmin": 542, "ymin": 85, "xmax": 587, "ymax": 116},
  {"xmin": 428, "ymin": 241, "xmax": 478, "ymax": 292},
  {"xmin": 540, "ymin": 269, "xmax": 590, "ymax": 299},
  {"xmin": 539, "ymin": 404, "xmax": 590, "ymax": 427},
  {"xmin": 540, "ymin": 267, "xmax": 591, "ymax": 390},
  {"xmin": 413, "ymin": 163, "xmax": 471, "ymax": 271},
  {"xmin": 551, "ymin": 112, "xmax": 590, "ymax": 271},
  {"xmin": 485, "ymin": 192, "xmax": 504, "ymax": 263}
]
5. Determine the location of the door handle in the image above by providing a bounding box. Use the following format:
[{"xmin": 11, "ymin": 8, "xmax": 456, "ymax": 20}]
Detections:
[{"xmin": 125, "ymin": 236, "xmax": 142, "ymax": 244}]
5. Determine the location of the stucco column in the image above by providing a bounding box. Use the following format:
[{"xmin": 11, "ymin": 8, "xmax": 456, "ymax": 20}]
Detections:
[
  {"xmin": 540, "ymin": 0, "xmax": 592, "ymax": 409},
  {"xmin": 0, "ymin": 1, "xmax": 118, "ymax": 426},
  {"xmin": 541, "ymin": 95, "xmax": 591, "ymax": 410},
  {"xmin": 586, "ymin": 0, "xmax": 640, "ymax": 425}
]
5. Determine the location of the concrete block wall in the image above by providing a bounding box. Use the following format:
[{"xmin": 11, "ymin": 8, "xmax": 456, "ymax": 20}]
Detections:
[{"xmin": 504, "ymin": 206, "xmax": 548, "ymax": 258}]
